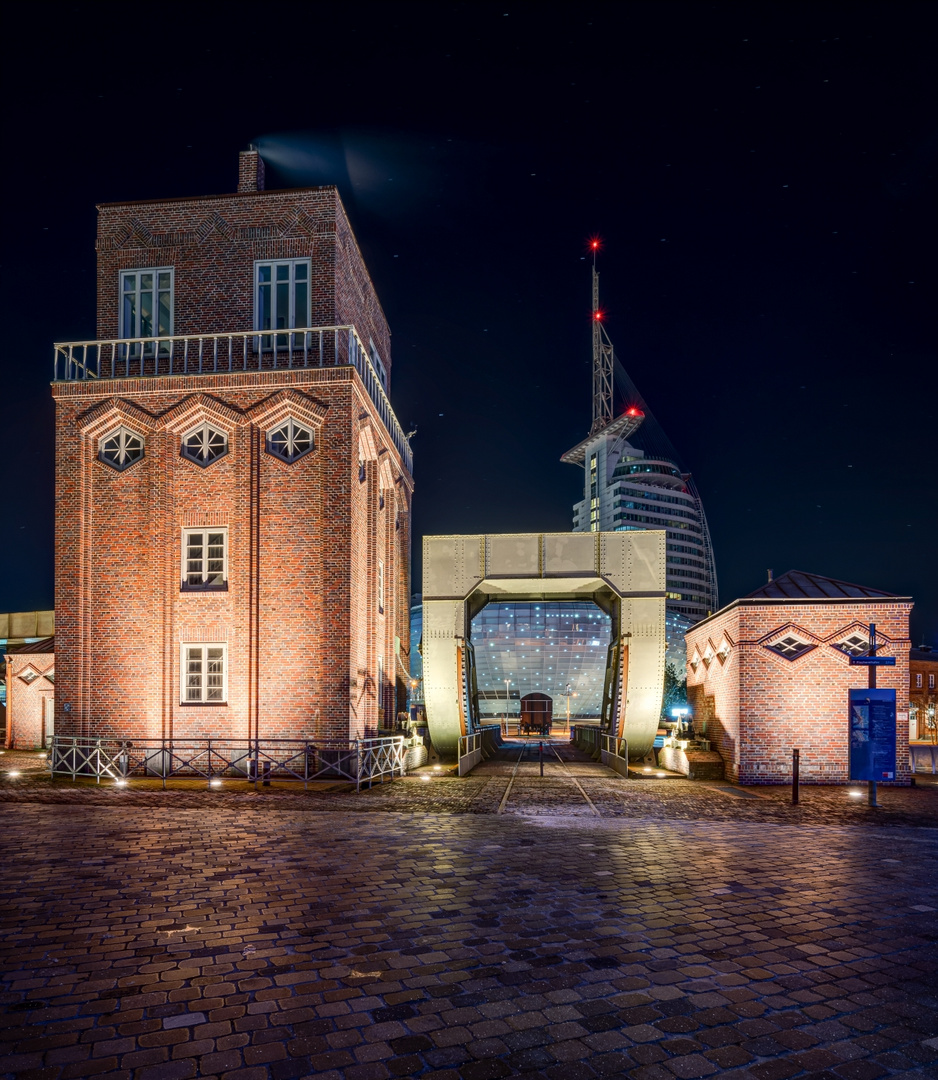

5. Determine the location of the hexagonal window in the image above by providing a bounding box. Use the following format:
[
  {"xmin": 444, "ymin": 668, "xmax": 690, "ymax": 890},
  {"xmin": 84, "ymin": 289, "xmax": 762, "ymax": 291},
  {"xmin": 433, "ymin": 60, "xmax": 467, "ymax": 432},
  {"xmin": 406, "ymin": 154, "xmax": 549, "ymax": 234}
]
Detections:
[
  {"xmin": 99, "ymin": 426, "xmax": 144, "ymax": 471},
  {"xmin": 267, "ymin": 418, "xmax": 313, "ymax": 463},
  {"xmin": 181, "ymin": 423, "xmax": 228, "ymax": 467}
]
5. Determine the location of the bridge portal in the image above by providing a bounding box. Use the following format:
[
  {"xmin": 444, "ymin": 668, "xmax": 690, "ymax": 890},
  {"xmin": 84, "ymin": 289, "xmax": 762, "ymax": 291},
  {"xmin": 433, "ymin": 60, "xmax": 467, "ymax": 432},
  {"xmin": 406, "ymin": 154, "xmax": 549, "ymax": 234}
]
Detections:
[{"xmin": 421, "ymin": 532, "xmax": 667, "ymax": 758}]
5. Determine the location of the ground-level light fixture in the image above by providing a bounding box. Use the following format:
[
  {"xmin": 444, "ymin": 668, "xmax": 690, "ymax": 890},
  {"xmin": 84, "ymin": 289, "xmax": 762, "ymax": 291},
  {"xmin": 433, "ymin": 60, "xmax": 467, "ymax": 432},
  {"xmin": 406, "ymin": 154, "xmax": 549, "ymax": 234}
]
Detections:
[
  {"xmin": 7, "ymin": 771, "xmax": 21, "ymax": 778},
  {"xmin": 848, "ymin": 790, "xmax": 864, "ymax": 798},
  {"xmin": 115, "ymin": 779, "xmax": 127, "ymax": 787},
  {"xmin": 210, "ymin": 779, "xmax": 222, "ymax": 788},
  {"xmin": 421, "ymin": 774, "xmax": 431, "ymax": 783}
]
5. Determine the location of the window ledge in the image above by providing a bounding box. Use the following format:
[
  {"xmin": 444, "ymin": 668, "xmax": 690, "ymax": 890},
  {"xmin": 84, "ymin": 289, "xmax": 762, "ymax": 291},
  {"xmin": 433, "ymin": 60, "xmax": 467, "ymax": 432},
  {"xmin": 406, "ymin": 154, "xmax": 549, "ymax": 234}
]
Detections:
[
  {"xmin": 180, "ymin": 583, "xmax": 229, "ymax": 593},
  {"xmin": 178, "ymin": 701, "xmax": 229, "ymax": 707}
]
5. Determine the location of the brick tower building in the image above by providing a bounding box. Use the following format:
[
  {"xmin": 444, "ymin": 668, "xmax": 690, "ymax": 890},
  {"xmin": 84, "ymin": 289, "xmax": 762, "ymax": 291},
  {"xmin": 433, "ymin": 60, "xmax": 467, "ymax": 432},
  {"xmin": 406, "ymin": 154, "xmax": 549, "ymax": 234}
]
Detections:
[{"xmin": 52, "ymin": 150, "xmax": 413, "ymax": 745}]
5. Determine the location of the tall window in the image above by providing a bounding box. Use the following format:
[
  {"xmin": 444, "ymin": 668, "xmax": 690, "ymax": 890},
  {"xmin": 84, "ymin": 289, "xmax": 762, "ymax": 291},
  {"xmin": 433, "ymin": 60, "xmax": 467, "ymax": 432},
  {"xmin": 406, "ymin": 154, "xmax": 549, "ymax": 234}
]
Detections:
[
  {"xmin": 182, "ymin": 644, "xmax": 226, "ymax": 703},
  {"xmin": 255, "ymin": 260, "xmax": 310, "ymax": 349},
  {"xmin": 182, "ymin": 529, "xmax": 227, "ymax": 590},
  {"xmin": 120, "ymin": 269, "xmax": 173, "ymax": 354},
  {"xmin": 378, "ymin": 559, "xmax": 385, "ymax": 614}
]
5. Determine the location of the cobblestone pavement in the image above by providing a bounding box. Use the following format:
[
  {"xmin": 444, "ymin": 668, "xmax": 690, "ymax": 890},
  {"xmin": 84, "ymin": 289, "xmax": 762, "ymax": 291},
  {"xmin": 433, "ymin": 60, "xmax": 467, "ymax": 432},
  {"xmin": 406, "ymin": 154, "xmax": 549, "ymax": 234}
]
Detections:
[
  {"xmin": 2, "ymin": 746, "xmax": 937, "ymax": 832},
  {"xmin": 2, "ymin": 747, "xmax": 938, "ymax": 1080}
]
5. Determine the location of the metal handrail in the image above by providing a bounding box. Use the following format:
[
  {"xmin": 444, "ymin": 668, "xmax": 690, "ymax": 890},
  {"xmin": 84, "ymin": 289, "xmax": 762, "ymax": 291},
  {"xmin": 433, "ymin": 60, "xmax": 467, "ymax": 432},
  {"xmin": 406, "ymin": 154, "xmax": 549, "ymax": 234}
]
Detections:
[
  {"xmin": 49, "ymin": 734, "xmax": 407, "ymax": 792},
  {"xmin": 52, "ymin": 325, "xmax": 412, "ymax": 473}
]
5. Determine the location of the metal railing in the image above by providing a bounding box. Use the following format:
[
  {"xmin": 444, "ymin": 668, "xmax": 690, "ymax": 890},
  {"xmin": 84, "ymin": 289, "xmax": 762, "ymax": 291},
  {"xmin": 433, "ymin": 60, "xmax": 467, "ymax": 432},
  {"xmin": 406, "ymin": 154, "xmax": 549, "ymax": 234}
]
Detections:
[
  {"xmin": 53, "ymin": 325, "xmax": 412, "ymax": 473},
  {"xmin": 570, "ymin": 725, "xmax": 601, "ymax": 757},
  {"xmin": 49, "ymin": 734, "xmax": 407, "ymax": 791},
  {"xmin": 457, "ymin": 725, "xmax": 501, "ymax": 776},
  {"xmin": 570, "ymin": 726, "xmax": 629, "ymax": 777},
  {"xmin": 600, "ymin": 733, "xmax": 630, "ymax": 778}
]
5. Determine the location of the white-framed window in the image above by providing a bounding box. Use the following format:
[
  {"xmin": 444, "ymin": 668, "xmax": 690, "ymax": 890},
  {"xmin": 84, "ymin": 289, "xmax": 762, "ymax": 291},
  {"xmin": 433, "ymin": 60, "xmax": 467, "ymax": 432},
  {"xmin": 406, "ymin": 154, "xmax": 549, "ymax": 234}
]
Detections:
[
  {"xmin": 254, "ymin": 259, "xmax": 310, "ymax": 349},
  {"xmin": 378, "ymin": 559, "xmax": 385, "ymax": 615},
  {"xmin": 916, "ymin": 673, "xmax": 924, "ymax": 688},
  {"xmin": 767, "ymin": 635, "xmax": 814, "ymax": 661},
  {"xmin": 182, "ymin": 528, "xmax": 227, "ymax": 590},
  {"xmin": 120, "ymin": 268, "xmax": 173, "ymax": 354},
  {"xmin": 99, "ymin": 426, "xmax": 145, "ymax": 471},
  {"xmin": 267, "ymin": 418, "xmax": 313, "ymax": 463},
  {"xmin": 181, "ymin": 644, "xmax": 226, "ymax": 703},
  {"xmin": 930, "ymin": 674, "xmax": 935, "ymax": 689},
  {"xmin": 181, "ymin": 423, "xmax": 228, "ymax": 466}
]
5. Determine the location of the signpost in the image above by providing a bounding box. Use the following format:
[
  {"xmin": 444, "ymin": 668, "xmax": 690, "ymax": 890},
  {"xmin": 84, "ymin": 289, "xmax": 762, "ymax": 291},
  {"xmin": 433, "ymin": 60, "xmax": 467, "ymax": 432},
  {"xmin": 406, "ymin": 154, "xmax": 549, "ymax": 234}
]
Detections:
[{"xmin": 848, "ymin": 623, "xmax": 897, "ymax": 806}]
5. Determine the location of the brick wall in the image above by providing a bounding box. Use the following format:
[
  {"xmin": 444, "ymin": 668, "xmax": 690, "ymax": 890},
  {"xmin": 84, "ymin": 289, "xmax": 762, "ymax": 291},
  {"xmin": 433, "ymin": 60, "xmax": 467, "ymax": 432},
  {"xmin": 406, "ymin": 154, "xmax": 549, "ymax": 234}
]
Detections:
[
  {"xmin": 53, "ymin": 160, "xmax": 412, "ymax": 746},
  {"xmin": 4, "ymin": 646, "xmax": 55, "ymax": 749},
  {"xmin": 95, "ymin": 179, "xmax": 392, "ymax": 384},
  {"xmin": 686, "ymin": 600, "xmax": 912, "ymax": 785}
]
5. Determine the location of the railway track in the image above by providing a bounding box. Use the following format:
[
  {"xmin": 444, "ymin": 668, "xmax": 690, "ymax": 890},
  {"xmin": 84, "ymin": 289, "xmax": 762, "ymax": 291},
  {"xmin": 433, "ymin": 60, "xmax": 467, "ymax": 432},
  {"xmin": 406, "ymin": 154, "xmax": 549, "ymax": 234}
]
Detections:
[{"xmin": 496, "ymin": 741, "xmax": 601, "ymax": 816}]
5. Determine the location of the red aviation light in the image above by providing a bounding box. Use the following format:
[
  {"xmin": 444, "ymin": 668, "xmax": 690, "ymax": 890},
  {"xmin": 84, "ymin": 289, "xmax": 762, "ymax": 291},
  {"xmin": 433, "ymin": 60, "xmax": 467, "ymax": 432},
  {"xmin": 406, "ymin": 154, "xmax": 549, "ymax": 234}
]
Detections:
[
  {"xmin": 593, "ymin": 310, "xmax": 604, "ymax": 321},
  {"xmin": 625, "ymin": 407, "xmax": 644, "ymax": 418},
  {"xmin": 587, "ymin": 235, "xmax": 603, "ymax": 253}
]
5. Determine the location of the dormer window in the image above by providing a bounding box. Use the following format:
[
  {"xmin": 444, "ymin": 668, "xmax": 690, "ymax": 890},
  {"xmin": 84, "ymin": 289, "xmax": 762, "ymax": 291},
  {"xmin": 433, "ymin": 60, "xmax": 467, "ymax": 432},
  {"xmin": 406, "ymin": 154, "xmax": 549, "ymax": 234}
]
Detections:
[
  {"xmin": 181, "ymin": 423, "xmax": 228, "ymax": 466},
  {"xmin": 99, "ymin": 426, "xmax": 145, "ymax": 471}
]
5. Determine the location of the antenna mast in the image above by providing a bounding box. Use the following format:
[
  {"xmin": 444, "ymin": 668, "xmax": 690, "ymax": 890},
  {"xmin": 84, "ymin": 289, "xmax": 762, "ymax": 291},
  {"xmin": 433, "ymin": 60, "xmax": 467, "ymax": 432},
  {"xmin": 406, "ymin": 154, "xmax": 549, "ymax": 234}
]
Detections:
[{"xmin": 589, "ymin": 244, "xmax": 615, "ymax": 435}]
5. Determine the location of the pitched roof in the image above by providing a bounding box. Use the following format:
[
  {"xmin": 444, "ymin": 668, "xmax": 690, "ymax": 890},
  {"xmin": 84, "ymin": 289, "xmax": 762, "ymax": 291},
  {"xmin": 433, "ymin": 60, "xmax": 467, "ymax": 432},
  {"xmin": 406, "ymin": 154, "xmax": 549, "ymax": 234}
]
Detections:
[
  {"xmin": 4, "ymin": 636, "xmax": 55, "ymax": 655},
  {"xmin": 745, "ymin": 571, "xmax": 899, "ymax": 601}
]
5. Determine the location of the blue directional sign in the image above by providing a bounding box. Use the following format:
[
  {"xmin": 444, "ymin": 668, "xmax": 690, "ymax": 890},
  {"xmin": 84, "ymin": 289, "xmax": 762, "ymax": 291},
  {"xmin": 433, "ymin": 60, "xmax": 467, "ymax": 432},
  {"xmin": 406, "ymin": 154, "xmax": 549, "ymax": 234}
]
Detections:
[{"xmin": 848, "ymin": 689, "xmax": 896, "ymax": 781}]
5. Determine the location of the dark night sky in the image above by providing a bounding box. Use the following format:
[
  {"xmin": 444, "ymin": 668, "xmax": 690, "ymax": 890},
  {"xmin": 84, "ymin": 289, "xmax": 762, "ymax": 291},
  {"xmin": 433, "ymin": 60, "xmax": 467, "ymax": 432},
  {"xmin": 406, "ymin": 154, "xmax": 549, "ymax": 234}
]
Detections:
[{"xmin": 2, "ymin": 2, "xmax": 935, "ymax": 640}]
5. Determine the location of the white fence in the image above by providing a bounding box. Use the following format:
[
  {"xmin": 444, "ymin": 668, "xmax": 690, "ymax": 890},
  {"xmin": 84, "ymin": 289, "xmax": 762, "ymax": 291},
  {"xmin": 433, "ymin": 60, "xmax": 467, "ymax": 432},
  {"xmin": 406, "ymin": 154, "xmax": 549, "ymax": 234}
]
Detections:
[{"xmin": 457, "ymin": 726, "xmax": 501, "ymax": 776}]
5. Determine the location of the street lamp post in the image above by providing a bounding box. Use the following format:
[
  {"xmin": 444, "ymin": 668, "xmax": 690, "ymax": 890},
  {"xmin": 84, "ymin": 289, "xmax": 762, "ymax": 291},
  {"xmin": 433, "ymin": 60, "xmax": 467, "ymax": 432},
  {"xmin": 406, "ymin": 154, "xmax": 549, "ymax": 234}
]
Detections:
[{"xmin": 504, "ymin": 679, "xmax": 511, "ymax": 737}]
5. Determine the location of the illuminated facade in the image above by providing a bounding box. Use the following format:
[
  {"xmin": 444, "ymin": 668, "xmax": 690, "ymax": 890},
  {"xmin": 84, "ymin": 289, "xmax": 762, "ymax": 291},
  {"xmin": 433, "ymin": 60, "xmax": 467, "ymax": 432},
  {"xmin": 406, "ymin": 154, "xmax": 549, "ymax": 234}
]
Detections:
[
  {"xmin": 685, "ymin": 570, "xmax": 912, "ymax": 784},
  {"xmin": 51, "ymin": 150, "xmax": 413, "ymax": 744}
]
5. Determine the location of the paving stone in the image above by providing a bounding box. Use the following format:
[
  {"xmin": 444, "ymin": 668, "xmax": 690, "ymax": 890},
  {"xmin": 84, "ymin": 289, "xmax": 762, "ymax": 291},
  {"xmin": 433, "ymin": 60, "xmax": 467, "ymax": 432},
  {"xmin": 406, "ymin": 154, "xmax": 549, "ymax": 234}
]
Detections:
[{"xmin": 0, "ymin": 764, "xmax": 935, "ymax": 1080}]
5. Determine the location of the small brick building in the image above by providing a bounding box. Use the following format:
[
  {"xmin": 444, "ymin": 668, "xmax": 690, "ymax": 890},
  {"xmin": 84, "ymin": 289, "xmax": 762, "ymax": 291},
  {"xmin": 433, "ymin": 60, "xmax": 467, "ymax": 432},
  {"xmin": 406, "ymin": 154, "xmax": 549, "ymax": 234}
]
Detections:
[
  {"xmin": 51, "ymin": 151, "xmax": 413, "ymax": 745},
  {"xmin": 685, "ymin": 570, "xmax": 912, "ymax": 785},
  {"xmin": 3, "ymin": 637, "xmax": 55, "ymax": 749}
]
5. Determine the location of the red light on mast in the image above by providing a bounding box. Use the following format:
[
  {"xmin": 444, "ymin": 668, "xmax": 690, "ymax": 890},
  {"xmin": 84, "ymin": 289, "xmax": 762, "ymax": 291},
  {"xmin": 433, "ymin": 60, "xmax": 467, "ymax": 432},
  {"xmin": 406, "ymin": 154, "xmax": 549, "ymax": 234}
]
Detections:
[{"xmin": 593, "ymin": 310, "xmax": 604, "ymax": 321}]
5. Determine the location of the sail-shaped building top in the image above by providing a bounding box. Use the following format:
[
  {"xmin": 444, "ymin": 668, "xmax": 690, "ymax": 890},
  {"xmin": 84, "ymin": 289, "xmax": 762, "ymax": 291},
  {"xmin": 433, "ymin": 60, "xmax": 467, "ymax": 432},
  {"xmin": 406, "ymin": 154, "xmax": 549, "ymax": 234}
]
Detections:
[{"xmin": 563, "ymin": 258, "xmax": 718, "ymax": 640}]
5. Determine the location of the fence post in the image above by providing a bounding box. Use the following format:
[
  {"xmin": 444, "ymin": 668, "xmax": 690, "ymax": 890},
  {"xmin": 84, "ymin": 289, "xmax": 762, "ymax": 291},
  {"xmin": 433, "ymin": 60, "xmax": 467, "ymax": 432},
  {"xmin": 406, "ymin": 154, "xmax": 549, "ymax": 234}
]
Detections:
[
  {"xmin": 792, "ymin": 748, "xmax": 800, "ymax": 805},
  {"xmin": 539, "ymin": 741, "xmax": 544, "ymax": 776}
]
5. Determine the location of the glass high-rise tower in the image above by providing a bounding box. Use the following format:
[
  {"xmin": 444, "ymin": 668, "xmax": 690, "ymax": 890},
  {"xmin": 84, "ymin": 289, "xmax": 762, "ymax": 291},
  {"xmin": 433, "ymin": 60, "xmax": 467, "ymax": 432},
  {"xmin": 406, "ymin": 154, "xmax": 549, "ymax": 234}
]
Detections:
[{"xmin": 563, "ymin": 261, "xmax": 717, "ymax": 630}]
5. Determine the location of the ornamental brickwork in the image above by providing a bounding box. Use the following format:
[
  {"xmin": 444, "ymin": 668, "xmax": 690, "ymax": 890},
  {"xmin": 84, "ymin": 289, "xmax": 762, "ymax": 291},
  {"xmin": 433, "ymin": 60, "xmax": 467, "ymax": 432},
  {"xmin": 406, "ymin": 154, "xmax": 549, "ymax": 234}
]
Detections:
[
  {"xmin": 52, "ymin": 155, "xmax": 412, "ymax": 744},
  {"xmin": 685, "ymin": 593, "xmax": 912, "ymax": 785}
]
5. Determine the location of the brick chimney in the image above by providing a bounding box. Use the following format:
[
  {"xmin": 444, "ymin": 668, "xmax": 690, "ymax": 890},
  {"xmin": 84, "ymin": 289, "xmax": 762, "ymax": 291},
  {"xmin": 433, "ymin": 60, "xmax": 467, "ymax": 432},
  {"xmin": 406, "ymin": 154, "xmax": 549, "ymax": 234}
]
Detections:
[{"xmin": 238, "ymin": 147, "xmax": 266, "ymax": 193}]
